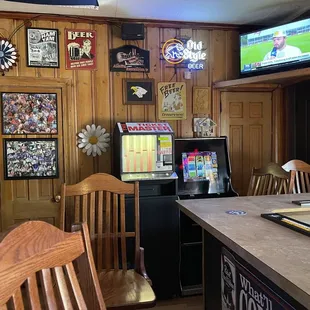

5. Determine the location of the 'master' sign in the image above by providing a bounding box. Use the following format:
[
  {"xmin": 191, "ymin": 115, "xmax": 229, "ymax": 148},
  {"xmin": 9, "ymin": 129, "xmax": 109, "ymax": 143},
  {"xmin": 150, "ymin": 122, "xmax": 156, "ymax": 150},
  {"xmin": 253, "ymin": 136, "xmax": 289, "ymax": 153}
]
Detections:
[{"xmin": 162, "ymin": 38, "xmax": 206, "ymax": 70}]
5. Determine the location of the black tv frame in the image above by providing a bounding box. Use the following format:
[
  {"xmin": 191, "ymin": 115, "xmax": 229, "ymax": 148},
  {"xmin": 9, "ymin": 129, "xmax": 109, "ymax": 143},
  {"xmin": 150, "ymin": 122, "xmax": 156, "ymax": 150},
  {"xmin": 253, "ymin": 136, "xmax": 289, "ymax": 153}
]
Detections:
[{"xmin": 239, "ymin": 17, "xmax": 310, "ymax": 78}]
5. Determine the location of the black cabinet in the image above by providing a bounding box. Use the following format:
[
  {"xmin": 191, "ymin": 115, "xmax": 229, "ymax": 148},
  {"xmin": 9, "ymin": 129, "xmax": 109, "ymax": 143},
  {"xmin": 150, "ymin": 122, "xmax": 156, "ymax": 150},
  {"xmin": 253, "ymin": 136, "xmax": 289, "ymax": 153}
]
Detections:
[
  {"xmin": 179, "ymin": 211, "xmax": 203, "ymax": 296},
  {"xmin": 175, "ymin": 137, "xmax": 238, "ymax": 296},
  {"xmin": 286, "ymin": 80, "xmax": 310, "ymax": 162},
  {"xmin": 126, "ymin": 193, "xmax": 180, "ymax": 300}
]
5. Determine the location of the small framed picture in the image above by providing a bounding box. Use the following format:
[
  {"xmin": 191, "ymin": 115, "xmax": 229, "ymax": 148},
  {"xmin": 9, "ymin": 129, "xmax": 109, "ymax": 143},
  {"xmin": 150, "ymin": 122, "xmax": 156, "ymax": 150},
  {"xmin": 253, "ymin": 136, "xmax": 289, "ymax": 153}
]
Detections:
[
  {"xmin": 4, "ymin": 138, "xmax": 59, "ymax": 180},
  {"xmin": 123, "ymin": 78, "xmax": 155, "ymax": 105},
  {"xmin": 26, "ymin": 27, "xmax": 60, "ymax": 68},
  {"xmin": 1, "ymin": 92, "xmax": 58, "ymax": 134}
]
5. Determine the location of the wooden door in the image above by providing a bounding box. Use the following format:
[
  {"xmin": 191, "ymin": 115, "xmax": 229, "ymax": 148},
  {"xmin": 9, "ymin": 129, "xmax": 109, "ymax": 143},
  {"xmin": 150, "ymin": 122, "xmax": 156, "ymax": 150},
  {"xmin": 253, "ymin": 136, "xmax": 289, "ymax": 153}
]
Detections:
[
  {"xmin": 220, "ymin": 92, "xmax": 272, "ymax": 196},
  {"xmin": 0, "ymin": 85, "xmax": 64, "ymax": 231}
]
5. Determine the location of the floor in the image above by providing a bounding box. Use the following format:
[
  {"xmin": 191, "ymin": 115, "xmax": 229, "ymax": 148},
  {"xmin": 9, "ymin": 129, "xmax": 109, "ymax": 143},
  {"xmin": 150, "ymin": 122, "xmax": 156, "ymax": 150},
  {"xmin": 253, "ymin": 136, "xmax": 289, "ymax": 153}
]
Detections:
[{"xmin": 153, "ymin": 295, "xmax": 203, "ymax": 310}]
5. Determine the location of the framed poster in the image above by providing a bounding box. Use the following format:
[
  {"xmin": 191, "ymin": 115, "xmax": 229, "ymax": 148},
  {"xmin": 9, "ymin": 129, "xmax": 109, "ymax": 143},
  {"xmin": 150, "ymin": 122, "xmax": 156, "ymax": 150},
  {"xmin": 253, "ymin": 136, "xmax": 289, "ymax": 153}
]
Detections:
[
  {"xmin": 193, "ymin": 86, "xmax": 211, "ymax": 114},
  {"xmin": 3, "ymin": 138, "xmax": 59, "ymax": 180},
  {"xmin": 65, "ymin": 29, "xmax": 97, "ymax": 70},
  {"xmin": 1, "ymin": 92, "xmax": 58, "ymax": 134},
  {"xmin": 123, "ymin": 78, "xmax": 155, "ymax": 105},
  {"xmin": 110, "ymin": 45, "xmax": 150, "ymax": 72},
  {"xmin": 158, "ymin": 82, "xmax": 186, "ymax": 120},
  {"xmin": 26, "ymin": 27, "xmax": 59, "ymax": 68}
]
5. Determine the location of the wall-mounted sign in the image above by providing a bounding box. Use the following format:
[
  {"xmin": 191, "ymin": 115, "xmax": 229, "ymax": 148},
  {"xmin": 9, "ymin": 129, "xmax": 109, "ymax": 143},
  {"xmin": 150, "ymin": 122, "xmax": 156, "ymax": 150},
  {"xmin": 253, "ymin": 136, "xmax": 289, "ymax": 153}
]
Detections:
[
  {"xmin": 221, "ymin": 247, "xmax": 295, "ymax": 310},
  {"xmin": 65, "ymin": 29, "xmax": 97, "ymax": 70},
  {"xmin": 162, "ymin": 38, "xmax": 206, "ymax": 70},
  {"xmin": 110, "ymin": 45, "xmax": 150, "ymax": 72},
  {"xmin": 118, "ymin": 122, "xmax": 173, "ymax": 133},
  {"xmin": 158, "ymin": 82, "xmax": 186, "ymax": 120}
]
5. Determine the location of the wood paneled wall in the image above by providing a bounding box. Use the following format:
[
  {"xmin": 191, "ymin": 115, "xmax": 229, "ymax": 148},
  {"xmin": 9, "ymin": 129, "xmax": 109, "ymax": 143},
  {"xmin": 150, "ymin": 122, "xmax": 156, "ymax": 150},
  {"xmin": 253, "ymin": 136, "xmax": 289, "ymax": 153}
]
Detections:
[{"xmin": 0, "ymin": 16, "xmax": 239, "ymax": 182}]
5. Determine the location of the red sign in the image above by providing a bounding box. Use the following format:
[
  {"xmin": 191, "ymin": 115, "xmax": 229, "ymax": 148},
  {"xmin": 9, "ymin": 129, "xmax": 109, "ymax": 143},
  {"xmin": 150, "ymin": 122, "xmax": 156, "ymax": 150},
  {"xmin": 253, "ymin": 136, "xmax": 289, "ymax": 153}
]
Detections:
[
  {"xmin": 65, "ymin": 29, "xmax": 96, "ymax": 70},
  {"xmin": 118, "ymin": 122, "xmax": 173, "ymax": 133}
]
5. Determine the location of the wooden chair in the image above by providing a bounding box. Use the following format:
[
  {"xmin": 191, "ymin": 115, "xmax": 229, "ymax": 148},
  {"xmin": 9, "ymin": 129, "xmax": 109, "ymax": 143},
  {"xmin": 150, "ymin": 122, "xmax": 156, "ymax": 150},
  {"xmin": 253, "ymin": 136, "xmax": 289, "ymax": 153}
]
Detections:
[
  {"xmin": 247, "ymin": 162, "xmax": 291, "ymax": 196},
  {"xmin": 60, "ymin": 173, "xmax": 156, "ymax": 310},
  {"xmin": 282, "ymin": 159, "xmax": 310, "ymax": 193},
  {"xmin": 0, "ymin": 220, "xmax": 106, "ymax": 310}
]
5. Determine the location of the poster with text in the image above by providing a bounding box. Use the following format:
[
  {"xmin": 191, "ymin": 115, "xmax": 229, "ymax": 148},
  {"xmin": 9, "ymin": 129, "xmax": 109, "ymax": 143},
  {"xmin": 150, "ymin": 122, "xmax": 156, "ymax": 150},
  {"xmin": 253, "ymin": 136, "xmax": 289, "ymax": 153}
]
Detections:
[
  {"xmin": 65, "ymin": 29, "xmax": 97, "ymax": 70},
  {"xmin": 26, "ymin": 28, "xmax": 59, "ymax": 68},
  {"xmin": 158, "ymin": 82, "xmax": 186, "ymax": 120},
  {"xmin": 221, "ymin": 247, "xmax": 296, "ymax": 310}
]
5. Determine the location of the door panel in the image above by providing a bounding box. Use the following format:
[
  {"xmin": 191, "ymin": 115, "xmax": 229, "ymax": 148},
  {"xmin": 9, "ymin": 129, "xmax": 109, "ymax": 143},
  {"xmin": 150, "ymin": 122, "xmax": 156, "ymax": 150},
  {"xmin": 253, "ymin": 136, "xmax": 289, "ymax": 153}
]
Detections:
[
  {"xmin": 0, "ymin": 86, "xmax": 64, "ymax": 230},
  {"xmin": 221, "ymin": 92, "xmax": 272, "ymax": 196}
]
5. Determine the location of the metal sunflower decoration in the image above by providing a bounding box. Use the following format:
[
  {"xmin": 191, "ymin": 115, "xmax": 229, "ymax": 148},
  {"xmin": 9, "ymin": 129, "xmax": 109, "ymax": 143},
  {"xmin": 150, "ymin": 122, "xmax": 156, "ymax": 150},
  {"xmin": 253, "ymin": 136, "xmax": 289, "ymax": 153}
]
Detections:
[{"xmin": 0, "ymin": 38, "xmax": 19, "ymax": 75}]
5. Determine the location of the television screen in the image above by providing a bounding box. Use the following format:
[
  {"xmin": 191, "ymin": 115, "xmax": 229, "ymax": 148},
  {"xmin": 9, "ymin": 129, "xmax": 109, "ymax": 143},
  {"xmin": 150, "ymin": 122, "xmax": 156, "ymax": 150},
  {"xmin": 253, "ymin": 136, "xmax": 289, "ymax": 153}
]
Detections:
[
  {"xmin": 240, "ymin": 18, "xmax": 310, "ymax": 76},
  {"xmin": 182, "ymin": 151, "xmax": 219, "ymax": 193},
  {"xmin": 175, "ymin": 138, "xmax": 231, "ymax": 197}
]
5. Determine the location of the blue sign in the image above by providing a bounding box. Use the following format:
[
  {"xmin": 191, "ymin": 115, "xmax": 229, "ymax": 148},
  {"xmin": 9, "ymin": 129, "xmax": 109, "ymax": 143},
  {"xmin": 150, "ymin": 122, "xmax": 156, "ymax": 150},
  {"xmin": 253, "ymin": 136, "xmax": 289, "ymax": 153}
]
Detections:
[{"xmin": 226, "ymin": 210, "xmax": 247, "ymax": 216}]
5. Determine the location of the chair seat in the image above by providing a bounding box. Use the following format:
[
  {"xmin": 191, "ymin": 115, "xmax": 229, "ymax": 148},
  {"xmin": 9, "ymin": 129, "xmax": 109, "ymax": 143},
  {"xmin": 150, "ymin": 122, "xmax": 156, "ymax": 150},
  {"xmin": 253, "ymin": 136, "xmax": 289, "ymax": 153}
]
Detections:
[{"xmin": 99, "ymin": 269, "xmax": 156, "ymax": 309}]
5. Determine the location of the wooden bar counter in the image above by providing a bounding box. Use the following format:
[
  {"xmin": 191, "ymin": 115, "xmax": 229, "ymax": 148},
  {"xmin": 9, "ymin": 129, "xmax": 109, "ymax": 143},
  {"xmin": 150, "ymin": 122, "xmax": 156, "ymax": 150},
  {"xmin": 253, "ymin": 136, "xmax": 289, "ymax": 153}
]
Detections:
[{"xmin": 176, "ymin": 194, "xmax": 310, "ymax": 310}]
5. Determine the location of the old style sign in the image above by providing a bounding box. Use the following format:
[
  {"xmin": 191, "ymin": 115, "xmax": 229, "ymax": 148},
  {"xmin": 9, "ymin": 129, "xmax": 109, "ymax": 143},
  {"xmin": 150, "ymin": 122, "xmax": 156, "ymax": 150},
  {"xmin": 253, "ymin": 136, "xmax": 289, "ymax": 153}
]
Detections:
[
  {"xmin": 65, "ymin": 29, "xmax": 97, "ymax": 70},
  {"xmin": 162, "ymin": 38, "xmax": 206, "ymax": 70},
  {"xmin": 110, "ymin": 45, "xmax": 150, "ymax": 72}
]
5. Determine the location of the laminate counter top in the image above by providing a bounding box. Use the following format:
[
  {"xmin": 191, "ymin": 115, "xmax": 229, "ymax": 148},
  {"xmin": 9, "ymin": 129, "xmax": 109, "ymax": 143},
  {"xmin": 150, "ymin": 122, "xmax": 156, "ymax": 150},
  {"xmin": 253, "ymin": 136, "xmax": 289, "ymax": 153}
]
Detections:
[{"xmin": 176, "ymin": 194, "xmax": 310, "ymax": 309}]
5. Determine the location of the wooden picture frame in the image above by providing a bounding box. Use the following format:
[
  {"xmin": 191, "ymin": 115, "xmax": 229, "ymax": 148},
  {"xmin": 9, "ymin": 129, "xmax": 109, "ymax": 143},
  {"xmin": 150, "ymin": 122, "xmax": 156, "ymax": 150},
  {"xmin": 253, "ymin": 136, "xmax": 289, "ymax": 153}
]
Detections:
[
  {"xmin": 1, "ymin": 92, "xmax": 58, "ymax": 134},
  {"xmin": 193, "ymin": 86, "xmax": 211, "ymax": 114},
  {"xmin": 26, "ymin": 27, "xmax": 60, "ymax": 68},
  {"xmin": 3, "ymin": 138, "xmax": 59, "ymax": 180},
  {"xmin": 123, "ymin": 78, "xmax": 155, "ymax": 105}
]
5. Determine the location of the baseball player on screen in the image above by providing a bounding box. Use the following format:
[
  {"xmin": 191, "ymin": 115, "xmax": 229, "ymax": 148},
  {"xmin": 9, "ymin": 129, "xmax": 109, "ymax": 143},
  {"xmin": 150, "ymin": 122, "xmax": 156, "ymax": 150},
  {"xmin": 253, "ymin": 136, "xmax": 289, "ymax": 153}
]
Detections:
[{"xmin": 263, "ymin": 30, "xmax": 302, "ymax": 61}]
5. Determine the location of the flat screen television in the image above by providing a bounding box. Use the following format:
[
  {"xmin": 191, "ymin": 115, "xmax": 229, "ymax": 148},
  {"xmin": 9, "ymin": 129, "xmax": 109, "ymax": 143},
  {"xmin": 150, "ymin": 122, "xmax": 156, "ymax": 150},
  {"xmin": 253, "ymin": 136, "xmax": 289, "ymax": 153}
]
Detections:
[{"xmin": 240, "ymin": 18, "xmax": 310, "ymax": 76}]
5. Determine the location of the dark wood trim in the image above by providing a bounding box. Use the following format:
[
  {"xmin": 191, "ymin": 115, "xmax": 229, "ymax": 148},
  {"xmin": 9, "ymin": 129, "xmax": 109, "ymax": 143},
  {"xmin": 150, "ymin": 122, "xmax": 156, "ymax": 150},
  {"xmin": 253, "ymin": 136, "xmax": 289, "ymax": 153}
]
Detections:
[
  {"xmin": 0, "ymin": 11, "xmax": 242, "ymax": 30},
  {"xmin": 213, "ymin": 67, "xmax": 310, "ymax": 89}
]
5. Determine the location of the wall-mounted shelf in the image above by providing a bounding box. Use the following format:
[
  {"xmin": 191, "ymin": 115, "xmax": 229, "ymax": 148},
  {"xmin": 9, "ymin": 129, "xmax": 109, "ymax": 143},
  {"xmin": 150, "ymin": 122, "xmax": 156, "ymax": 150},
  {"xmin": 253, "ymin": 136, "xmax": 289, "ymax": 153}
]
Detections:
[{"xmin": 213, "ymin": 67, "xmax": 310, "ymax": 89}]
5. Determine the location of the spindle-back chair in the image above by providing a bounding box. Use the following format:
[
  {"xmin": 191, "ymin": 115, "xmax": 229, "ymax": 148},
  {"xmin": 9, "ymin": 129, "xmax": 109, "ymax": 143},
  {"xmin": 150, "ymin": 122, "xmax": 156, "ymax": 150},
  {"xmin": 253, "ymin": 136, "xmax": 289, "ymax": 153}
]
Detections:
[
  {"xmin": 247, "ymin": 162, "xmax": 291, "ymax": 196},
  {"xmin": 0, "ymin": 220, "xmax": 106, "ymax": 310},
  {"xmin": 60, "ymin": 173, "xmax": 156, "ymax": 309}
]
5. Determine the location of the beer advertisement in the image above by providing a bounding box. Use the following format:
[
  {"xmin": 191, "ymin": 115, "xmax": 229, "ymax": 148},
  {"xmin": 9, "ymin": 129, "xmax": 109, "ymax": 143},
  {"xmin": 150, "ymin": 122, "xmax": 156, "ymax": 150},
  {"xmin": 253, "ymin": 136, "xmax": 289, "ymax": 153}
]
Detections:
[
  {"xmin": 65, "ymin": 29, "xmax": 97, "ymax": 70},
  {"xmin": 221, "ymin": 247, "xmax": 296, "ymax": 310},
  {"xmin": 158, "ymin": 82, "xmax": 186, "ymax": 120}
]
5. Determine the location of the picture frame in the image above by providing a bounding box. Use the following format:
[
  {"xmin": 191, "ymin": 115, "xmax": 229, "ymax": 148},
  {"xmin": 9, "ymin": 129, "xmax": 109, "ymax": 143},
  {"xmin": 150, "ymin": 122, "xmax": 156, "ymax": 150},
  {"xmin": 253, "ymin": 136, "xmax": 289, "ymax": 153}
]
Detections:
[
  {"xmin": 123, "ymin": 78, "xmax": 155, "ymax": 105},
  {"xmin": 4, "ymin": 138, "xmax": 59, "ymax": 180},
  {"xmin": 1, "ymin": 92, "xmax": 58, "ymax": 134},
  {"xmin": 26, "ymin": 27, "xmax": 60, "ymax": 68},
  {"xmin": 193, "ymin": 86, "xmax": 211, "ymax": 114}
]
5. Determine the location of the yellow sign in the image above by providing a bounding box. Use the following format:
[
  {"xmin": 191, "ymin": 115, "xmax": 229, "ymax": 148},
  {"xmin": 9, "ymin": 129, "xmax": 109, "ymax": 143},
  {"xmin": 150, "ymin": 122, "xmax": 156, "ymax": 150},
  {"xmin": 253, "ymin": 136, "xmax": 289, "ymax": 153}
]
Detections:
[{"xmin": 158, "ymin": 82, "xmax": 187, "ymax": 120}]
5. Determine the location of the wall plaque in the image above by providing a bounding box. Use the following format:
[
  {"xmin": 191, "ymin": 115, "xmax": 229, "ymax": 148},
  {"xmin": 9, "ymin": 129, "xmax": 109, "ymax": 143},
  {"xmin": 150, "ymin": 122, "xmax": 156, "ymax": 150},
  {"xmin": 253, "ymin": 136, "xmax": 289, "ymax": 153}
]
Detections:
[{"xmin": 110, "ymin": 45, "xmax": 150, "ymax": 72}]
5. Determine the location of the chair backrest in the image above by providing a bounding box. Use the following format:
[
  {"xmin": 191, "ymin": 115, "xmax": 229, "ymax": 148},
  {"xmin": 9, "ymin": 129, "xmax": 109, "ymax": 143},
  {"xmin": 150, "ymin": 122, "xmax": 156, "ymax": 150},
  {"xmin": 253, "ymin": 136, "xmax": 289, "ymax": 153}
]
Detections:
[
  {"xmin": 282, "ymin": 159, "xmax": 310, "ymax": 193},
  {"xmin": 0, "ymin": 221, "xmax": 106, "ymax": 310},
  {"xmin": 247, "ymin": 162, "xmax": 290, "ymax": 196},
  {"xmin": 60, "ymin": 173, "xmax": 140, "ymax": 273}
]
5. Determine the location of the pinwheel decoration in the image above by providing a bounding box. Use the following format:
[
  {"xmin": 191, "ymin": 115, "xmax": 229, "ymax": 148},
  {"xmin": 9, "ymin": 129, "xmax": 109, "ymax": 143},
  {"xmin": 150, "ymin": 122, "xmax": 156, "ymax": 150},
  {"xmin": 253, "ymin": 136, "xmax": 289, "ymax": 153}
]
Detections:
[{"xmin": 0, "ymin": 38, "xmax": 19, "ymax": 74}]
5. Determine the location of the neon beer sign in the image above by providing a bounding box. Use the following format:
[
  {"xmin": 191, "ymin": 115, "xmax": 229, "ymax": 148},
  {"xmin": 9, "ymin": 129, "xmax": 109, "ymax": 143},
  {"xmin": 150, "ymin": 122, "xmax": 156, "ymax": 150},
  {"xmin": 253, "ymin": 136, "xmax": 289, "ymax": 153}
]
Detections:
[{"xmin": 162, "ymin": 38, "xmax": 206, "ymax": 70}]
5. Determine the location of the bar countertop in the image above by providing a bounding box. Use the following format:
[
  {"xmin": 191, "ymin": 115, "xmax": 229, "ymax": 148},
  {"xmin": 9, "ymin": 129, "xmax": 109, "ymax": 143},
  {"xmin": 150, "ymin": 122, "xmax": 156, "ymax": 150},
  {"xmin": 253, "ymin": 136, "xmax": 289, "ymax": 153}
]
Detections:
[{"xmin": 176, "ymin": 194, "xmax": 310, "ymax": 309}]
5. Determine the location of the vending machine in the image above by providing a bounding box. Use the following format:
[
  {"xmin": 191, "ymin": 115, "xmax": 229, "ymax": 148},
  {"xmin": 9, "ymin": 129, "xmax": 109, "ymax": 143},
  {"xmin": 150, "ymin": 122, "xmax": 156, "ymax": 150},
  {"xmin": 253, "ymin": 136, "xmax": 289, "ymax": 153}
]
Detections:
[
  {"xmin": 113, "ymin": 122, "xmax": 180, "ymax": 300},
  {"xmin": 175, "ymin": 137, "xmax": 238, "ymax": 297},
  {"xmin": 113, "ymin": 122, "xmax": 177, "ymax": 182}
]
